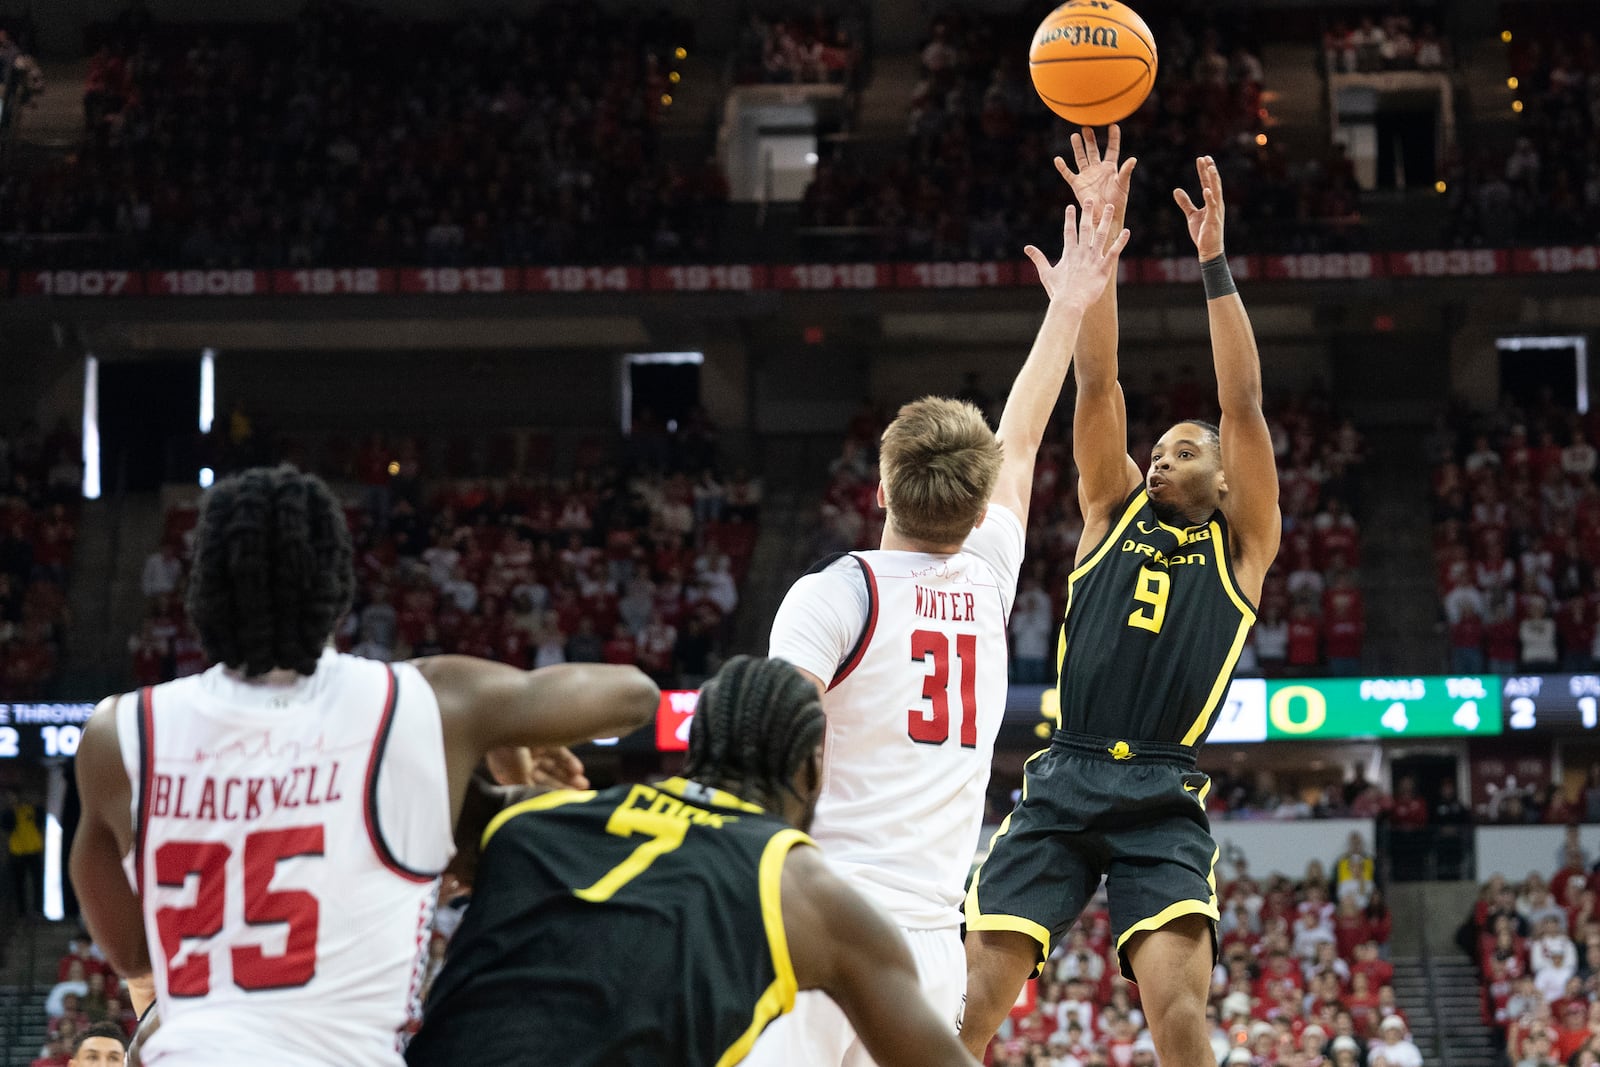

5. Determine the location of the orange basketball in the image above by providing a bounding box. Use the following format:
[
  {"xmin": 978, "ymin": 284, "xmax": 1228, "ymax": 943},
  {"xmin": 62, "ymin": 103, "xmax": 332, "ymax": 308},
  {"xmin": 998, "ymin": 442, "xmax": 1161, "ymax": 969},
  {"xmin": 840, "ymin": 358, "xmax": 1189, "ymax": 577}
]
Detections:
[{"xmin": 1028, "ymin": 0, "xmax": 1158, "ymax": 126}]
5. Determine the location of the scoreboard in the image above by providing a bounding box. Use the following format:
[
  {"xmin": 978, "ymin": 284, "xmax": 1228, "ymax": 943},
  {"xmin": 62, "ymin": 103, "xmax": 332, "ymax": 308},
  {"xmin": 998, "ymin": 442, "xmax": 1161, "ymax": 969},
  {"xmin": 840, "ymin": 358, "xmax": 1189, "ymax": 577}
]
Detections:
[
  {"xmin": 1503, "ymin": 674, "xmax": 1600, "ymax": 734},
  {"xmin": 0, "ymin": 703, "xmax": 95, "ymax": 762}
]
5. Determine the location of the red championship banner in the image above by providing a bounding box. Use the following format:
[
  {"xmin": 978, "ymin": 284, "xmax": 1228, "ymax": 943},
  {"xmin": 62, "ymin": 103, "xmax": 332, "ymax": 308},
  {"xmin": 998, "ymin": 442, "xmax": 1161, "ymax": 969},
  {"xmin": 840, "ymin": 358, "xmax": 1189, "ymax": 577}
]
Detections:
[
  {"xmin": 893, "ymin": 261, "xmax": 1015, "ymax": 288},
  {"xmin": 646, "ymin": 264, "xmax": 767, "ymax": 291},
  {"xmin": 398, "ymin": 267, "xmax": 517, "ymax": 294},
  {"xmin": 1139, "ymin": 255, "xmax": 1259, "ymax": 284},
  {"xmin": 16, "ymin": 269, "xmax": 142, "ymax": 297},
  {"xmin": 10, "ymin": 246, "xmax": 1600, "ymax": 298},
  {"xmin": 1386, "ymin": 249, "xmax": 1507, "ymax": 278},
  {"xmin": 773, "ymin": 263, "xmax": 889, "ymax": 289},
  {"xmin": 1261, "ymin": 252, "xmax": 1380, "ymax": 281},
  {"xmin": 1513, "ymin": 245, "xmax": 1600, "ymax": 274},
  {"xmin": 271, "ymin": 267, "xmax": 397, "ymax": 295},
  {"xmin": 524, "ymin": 265, "xmax": 642, "ymax": 292},
  {"xmin": 148, "ymin": 269, "xmax": 268, "ymax": 297}
]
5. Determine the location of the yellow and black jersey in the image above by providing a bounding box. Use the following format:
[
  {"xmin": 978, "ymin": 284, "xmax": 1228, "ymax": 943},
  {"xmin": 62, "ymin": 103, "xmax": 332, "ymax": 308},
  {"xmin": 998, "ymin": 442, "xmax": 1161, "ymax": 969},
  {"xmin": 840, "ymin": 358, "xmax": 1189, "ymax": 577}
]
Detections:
[
  {"xmin": 406, "ymin": 778, "xmax": 811, "ymax": 1067},
  {"xmin": 1056, "ymin": 487, "xmax": 1257, "ymax": 749}
]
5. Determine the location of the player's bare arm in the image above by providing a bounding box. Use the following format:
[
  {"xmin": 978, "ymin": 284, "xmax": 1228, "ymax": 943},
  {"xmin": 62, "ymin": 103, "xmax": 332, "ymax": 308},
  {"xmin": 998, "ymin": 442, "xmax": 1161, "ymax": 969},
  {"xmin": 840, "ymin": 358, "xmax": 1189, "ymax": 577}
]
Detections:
[
  {"xmin": 418, "ymin": 656, "xmax": 659, "ymax": 821},
  {"xmin": 70, "ymin": 697, "xmax": 152, "ymax": 996},
  {"xmin": 994, "ymin": 199, "xmax": 1130, "ymax": 527},
  {"xmin": 782, "ymin": 845, "xmax": 980, "ymax": 1067},
  {"xmin": 1061, "ymin": 127, "xmax": 1145, "ymax": 554},
  {"xmin": 1173, "ymin": 155, "xmax": 1281, "ymax": 603}
]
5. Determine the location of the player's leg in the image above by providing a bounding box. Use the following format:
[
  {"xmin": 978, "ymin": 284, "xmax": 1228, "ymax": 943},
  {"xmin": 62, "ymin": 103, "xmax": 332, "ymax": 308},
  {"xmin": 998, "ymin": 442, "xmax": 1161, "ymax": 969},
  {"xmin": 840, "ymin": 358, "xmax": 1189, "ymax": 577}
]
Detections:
[
  {"xmin": 960, "ymin": 747, "xmax": 1099, "ymax": 1057},
  {"xmin": 1105, "ymin": 767, "xmax": 1221, "ymax": 1067},
  {"xmin": 959, "ymin": 929, "xmax": 1041, "ymax": 1057},
  {"xmin": 1122, "ymin": 914, "xmax": 1216, "ymax": 1067}
]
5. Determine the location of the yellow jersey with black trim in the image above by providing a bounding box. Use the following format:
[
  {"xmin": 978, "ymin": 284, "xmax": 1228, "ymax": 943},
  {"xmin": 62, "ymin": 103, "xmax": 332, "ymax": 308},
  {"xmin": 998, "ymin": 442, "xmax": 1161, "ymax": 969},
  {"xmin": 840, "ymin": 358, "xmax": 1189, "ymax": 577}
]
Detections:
[
  {"xmin": 1056, "ymin": 488, "xmax": 1257, "ymax": 749},
  {"xmin": 405, "ymin": 778, "xmax": 811, "ymax": 1067}
]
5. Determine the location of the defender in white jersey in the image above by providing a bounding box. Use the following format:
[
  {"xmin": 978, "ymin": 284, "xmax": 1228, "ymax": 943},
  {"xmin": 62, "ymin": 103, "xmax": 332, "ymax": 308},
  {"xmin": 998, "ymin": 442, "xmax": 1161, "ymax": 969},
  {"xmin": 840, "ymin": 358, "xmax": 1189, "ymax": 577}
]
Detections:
[
  {"xmin": 70, "ymin": 466, "xmax": 658, "ymax": 1067},
  {"xmin": 749, "ymin": 200, "xmax": 1131, "ymax": 1067}
]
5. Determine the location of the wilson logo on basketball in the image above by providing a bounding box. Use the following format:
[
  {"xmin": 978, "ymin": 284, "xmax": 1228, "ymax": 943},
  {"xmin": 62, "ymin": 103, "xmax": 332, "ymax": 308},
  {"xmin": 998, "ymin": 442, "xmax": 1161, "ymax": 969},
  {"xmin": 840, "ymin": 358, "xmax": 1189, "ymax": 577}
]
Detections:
[{"xmin": 1035, "ymin": 24, "xmax": 1120, "ymax": 48}]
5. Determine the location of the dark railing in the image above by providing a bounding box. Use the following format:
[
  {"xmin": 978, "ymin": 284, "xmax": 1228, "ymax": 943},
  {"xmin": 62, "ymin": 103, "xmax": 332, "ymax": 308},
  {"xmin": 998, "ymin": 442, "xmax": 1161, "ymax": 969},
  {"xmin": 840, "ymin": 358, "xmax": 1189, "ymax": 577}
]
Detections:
[{"xmin": 1382, "ymin": 824, "xmax": 1477, "ymax": 883}]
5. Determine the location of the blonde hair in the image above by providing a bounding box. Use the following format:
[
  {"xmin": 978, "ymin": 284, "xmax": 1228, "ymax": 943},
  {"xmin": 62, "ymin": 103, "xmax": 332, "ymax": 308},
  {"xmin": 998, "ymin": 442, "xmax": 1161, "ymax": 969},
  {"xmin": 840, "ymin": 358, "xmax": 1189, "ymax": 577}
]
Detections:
[{"xmin": 878, "ymin": 397, "xmax": 1002, "ymax": 546}]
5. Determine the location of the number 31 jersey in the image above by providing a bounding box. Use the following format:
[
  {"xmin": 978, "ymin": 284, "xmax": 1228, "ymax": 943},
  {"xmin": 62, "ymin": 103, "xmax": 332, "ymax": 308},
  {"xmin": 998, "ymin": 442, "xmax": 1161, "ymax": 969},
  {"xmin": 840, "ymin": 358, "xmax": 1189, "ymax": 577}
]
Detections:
[
  {"xmin": 769, "ymin": 504, "xmax": 1024, "ymax": 929},
  {"xmin": 115, "ymin": 650, "xmax": 452, "ymax": 1067}
]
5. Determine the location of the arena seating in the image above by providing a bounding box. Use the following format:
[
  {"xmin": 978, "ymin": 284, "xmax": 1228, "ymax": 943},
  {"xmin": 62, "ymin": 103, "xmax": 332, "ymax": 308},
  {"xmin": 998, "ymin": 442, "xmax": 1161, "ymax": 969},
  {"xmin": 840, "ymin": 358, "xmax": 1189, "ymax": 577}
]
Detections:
[
  {"xmin": 1442, "ymin": 16, "xmax": 1600, "ymax": 249},
  {"xmin": 1432, "ymin": 406, "xmax": 1600, "ymax": 673},
  {"xmin": 7, "ymin": 1, "xmax": 711, "ymax": 269},
  {"xmin": 819, "ymin": 389, "xmax": 1365, "ymax": 680},
  {"xmin": 729, "ymin": 4, "xmax": 867, "ymax": 87},
  {"xmin": 797, "ymin": 9, "xmax": 1370, "ymax": 261},
  {"xmin": 29, "ymin": 937, "xmax": 137, "ymax": 1064},
  {"xmin": 986, "ymin": 849, "xmax": 1398, "ymax": 1064},
  {"xmin": 0, "ymin": 422, "xmax": 80, "ymax": 700},
  {"xmin": 1464, "ymin": 858, "xmax": 1600, "ymax": 1052},
  {"xmin": 131, "ymin": 428, "xmax": 756, "ymax": 690}
]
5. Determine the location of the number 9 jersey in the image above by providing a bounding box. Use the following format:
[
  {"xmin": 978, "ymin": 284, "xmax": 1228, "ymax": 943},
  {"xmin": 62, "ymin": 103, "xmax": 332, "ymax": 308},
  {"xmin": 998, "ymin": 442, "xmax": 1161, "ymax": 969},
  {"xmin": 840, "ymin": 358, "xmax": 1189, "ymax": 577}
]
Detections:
[
  {"xmin": 1056, "ymin": 488, "xmax": 1258, "ymax": 747},
  {"xmin": 114, "ymin": 650, "xmax": 453, "ymax": 1067},
  {"xmin": 767, "ymin": 503, "xmax": 1024, "ymax": 929}
]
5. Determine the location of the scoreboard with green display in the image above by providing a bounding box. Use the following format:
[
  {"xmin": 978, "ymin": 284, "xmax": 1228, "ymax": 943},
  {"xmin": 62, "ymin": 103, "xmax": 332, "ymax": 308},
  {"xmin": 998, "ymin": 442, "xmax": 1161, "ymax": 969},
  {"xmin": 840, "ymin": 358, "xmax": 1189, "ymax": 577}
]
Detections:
[{"xmin": 1261, "ymin": 676, "xmax": 1498, "ymax": 740}]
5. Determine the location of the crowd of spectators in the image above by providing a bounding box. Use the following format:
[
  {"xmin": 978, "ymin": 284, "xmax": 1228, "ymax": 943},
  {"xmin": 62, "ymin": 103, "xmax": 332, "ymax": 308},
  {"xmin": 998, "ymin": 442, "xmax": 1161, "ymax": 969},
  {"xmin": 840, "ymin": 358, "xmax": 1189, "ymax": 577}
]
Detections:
[
  {"xmin": 1431, "ymin": 402, "xmax": 1600, "ymax": 675},
  {"xmin": 28, "ymin": 935, "xmax": 137, "ymax": 1066},
  {"xmin": 0, "ymin": 422, "xmax": 80, "ymax": 700},
  {"xmin": 4, "ymin": 1, "xmax": 729, "ymax": 269},
  {"xmin": 729, "ymin": 5, "xmax": 866, "ymax": 87},
  {"xmin": 1319, "ymin": 15, "xmax": 1450, "ymax": 75},
  {"xmin": 798, "ymin": 9, "xmax": 1365, "ymax": 260},
  {"xmin": 131, "ymin": 419, "xmax": 759, "ymax": 690},
  {"xmin": 1442, "ymin": 26, "xmax": 1600, "ymax": 248},
  {"xmin": 0, "ymin": 24, "xmax": 47, "ymax": 134},
  {"xmin": 817, "ymin": 382, "xmax": 1365, "ymax": 682},
  {"xmin": 1464, "ymin": 828, "xmax": 1600, "ymax": 1064},
  {"xmin": 985, "ymin": 839, "xmax": 1404, "ymax": 1066}
]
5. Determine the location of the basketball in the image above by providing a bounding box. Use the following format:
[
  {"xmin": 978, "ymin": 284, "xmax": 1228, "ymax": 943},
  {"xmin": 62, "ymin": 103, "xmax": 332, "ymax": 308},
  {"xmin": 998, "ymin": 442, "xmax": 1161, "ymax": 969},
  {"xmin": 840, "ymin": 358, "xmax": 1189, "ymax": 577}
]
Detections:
[{"xmin": 1028, "ymin": 0, "xmax": 1158, "ymax": 125}]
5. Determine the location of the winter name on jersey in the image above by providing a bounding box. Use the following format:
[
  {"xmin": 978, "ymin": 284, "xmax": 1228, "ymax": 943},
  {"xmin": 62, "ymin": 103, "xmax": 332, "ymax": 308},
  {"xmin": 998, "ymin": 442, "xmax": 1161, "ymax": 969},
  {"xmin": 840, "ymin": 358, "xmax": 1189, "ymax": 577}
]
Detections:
[
  {"xmin": 149, "ymin": 761, "xmax": 345, "ymax": 822},
  {"xmin": 914, "ymin": 586, "xmax": 980, "ymax": 622}
]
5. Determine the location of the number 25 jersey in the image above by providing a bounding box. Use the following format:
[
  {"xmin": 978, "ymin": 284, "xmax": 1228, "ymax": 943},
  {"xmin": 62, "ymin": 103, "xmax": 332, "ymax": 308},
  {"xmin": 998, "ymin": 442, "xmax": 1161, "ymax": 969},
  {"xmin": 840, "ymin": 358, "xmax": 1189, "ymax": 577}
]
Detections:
[
  {"xmin": 116, "ymin": 650, "xmax": 452, "ymax": 1067},
  {"xmin": 1057, "ymin": 488, "xmax": 1258, "ymax": 748}
]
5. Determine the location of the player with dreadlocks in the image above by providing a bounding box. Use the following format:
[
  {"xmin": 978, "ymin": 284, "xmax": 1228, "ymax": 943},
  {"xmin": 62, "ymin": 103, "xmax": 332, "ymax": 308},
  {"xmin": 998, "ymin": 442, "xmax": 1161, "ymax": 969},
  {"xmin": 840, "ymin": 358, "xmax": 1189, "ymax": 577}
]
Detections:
[
  {"xmin": 406, "ymin": 656, "xmax": 981, "ymax": 1067},
  {"xmin": 70, "ymin": 464, "xmax": 659, "ymax": 1067}
]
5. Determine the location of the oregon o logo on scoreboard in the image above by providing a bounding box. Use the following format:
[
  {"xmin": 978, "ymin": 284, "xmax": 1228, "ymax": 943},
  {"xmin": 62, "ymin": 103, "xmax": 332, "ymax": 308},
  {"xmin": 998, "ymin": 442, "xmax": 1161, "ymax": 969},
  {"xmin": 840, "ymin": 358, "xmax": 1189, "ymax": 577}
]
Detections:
[{"xmin": 1268, "ymin": 685, "xmax": 1328, "ymax": 735}]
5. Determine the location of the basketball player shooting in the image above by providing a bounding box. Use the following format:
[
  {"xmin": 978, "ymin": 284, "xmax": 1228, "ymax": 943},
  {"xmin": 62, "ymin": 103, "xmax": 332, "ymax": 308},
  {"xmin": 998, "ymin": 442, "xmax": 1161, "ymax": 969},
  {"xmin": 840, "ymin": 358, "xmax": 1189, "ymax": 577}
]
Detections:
[
  {"xmin": 69, "ymin": 466, "xmax": 661, "ymax": 1067},
  {"xmin": 747, "ymin": 201, "xmax": 1129, "ymax": 1067},
  {"xmin": 960, "ymin": 140, "xmax": 1280, "ymax": 1065}
]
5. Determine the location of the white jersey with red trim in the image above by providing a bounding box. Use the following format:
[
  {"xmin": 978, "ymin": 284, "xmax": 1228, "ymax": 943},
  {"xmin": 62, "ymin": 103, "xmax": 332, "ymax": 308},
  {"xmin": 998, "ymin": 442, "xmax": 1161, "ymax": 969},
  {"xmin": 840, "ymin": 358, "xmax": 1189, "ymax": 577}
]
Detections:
[
  {"xmin": 769, "ymin": 504, "xmax": 1025, "ymax": 928},
  {"xmin": 115, "ymin": 649, "xmax": 452, "ymax": 1067}
]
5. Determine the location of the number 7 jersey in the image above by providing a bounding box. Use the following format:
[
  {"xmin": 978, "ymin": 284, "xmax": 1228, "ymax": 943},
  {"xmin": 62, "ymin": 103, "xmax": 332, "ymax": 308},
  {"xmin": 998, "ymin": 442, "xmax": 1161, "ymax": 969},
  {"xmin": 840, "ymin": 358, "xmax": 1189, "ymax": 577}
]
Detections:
[
  {"xmin": 114, "ymin": 650, "xmax": 452, "ymax": 1067},
  {"xmin": 769, "ymin": 504, "xmax": 1024, "ymax": 928}
]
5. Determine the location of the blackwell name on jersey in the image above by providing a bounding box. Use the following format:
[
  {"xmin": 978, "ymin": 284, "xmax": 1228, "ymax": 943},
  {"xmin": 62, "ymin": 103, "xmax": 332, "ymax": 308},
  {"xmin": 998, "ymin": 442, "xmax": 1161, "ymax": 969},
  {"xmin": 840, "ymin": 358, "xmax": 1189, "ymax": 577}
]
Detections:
[{"xmin": 149, "ymin": 761, "xmax": 345, "ymax": 822}]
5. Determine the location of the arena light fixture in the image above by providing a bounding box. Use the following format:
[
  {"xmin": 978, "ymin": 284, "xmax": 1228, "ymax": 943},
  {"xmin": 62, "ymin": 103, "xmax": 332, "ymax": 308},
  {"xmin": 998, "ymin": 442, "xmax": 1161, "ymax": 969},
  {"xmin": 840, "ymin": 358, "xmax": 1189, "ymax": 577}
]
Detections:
[
  {"xmin": 1497, "ymin": 335, "xmax": 1590, "ymax": 413},
  {"xmin": 199, "ymin": 348, "xmax": 216, "ymax": 433},
  {"xmin": 82, "ymin": 356, "xmax": 100, "ymax": 500}
]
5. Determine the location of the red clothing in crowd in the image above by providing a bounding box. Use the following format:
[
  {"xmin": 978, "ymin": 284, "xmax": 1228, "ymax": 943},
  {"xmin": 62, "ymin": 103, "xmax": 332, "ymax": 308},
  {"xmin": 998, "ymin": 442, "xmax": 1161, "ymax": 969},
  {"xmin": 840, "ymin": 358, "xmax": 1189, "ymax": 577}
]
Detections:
[{"xmin": 1391, "ymin": 795, "xmax": 1429, "ymax": 829}]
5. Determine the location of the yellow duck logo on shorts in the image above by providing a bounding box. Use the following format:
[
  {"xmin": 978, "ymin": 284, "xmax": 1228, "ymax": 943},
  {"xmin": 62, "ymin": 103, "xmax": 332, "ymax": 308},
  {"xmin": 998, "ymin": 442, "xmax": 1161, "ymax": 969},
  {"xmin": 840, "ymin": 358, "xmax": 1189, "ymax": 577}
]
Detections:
[{"xmin": 1107, "ymin": 741, "xmax": 1134, "ymax": 760}]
